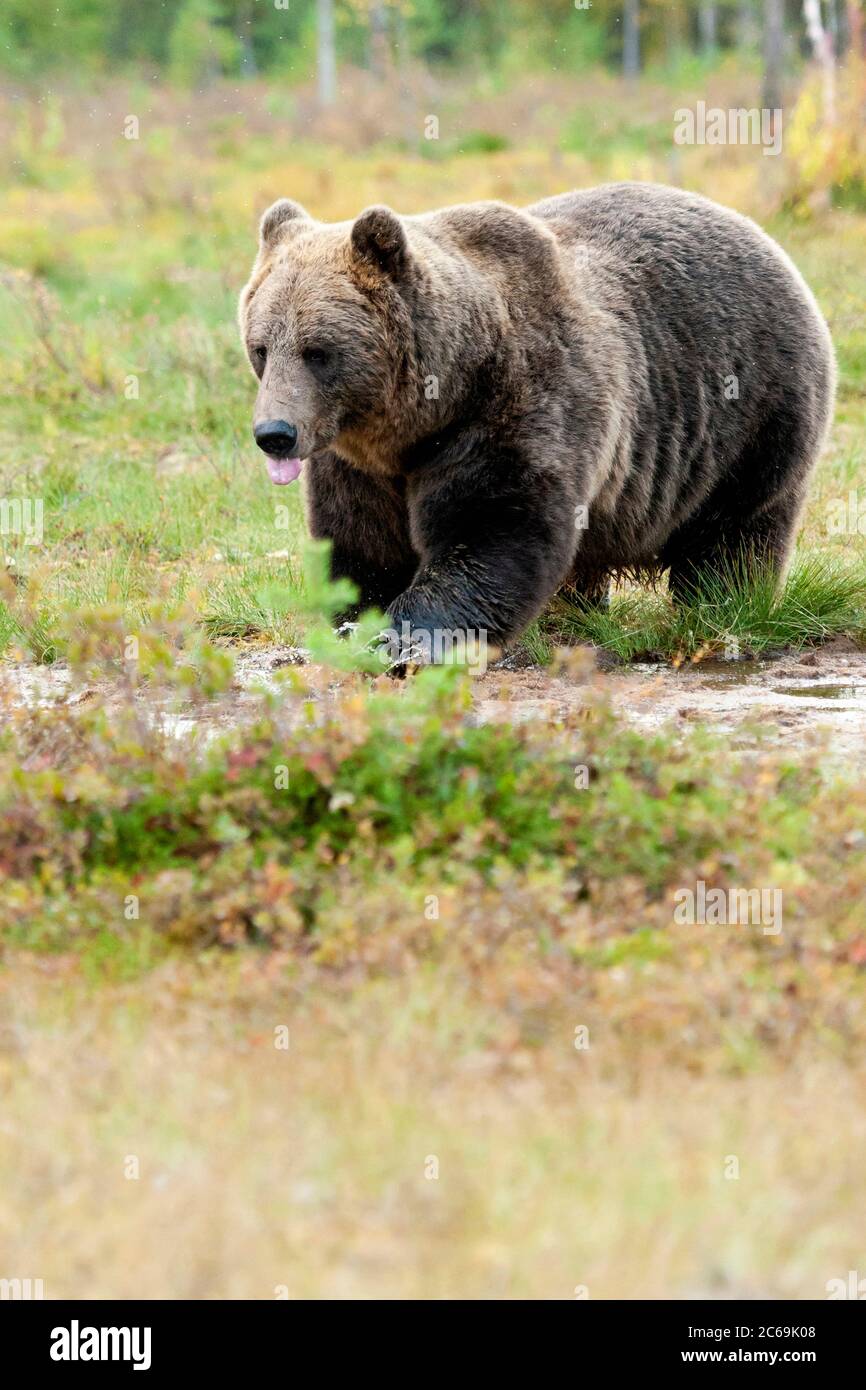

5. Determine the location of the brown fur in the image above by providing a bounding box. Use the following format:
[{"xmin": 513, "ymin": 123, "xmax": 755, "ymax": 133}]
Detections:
[{"xmin": 239, "ymin": 184, "xmax": 835, "ymax": 646}]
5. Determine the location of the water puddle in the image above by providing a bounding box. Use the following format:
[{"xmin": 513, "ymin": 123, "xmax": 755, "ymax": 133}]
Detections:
[
  {"xmin": 779, "ymin": 684, "xmax": 863, "ymax": 701},
  {"xmin": 474, "ymin": 644, "xmax": 866, "ymax": 773},
  {"xmin": 3, "ymin": 643, "xmax": 866, "ymax": 773}
]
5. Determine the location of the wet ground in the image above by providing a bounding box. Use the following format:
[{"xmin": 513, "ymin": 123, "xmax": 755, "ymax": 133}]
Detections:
[
  {"xmin": 476, "ymin": 638, "xmax": 866, "ymax": 769},
  {"xmin": 4, "ymin": 638, "xmax": 866, "ymax": 773}
]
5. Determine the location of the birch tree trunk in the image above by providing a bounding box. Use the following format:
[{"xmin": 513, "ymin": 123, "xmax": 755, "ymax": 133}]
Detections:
[
  {"xmin": 762, "ymin": 0, "xmax": 784, "ymax": 112},
  {"xmin": 738, "ymin": 0, "xmax": 759, "ymax": 49},
  {"xmin": 699, "ymin": 3, "xmax": 718, "ymax": 52},
  {"xmin": 803, "ymin": 0, "xmax": 837, "ymax": 124},
  {"xmin": 317, "ymin": 0, "xmax": 337, "ymax": 107},
  {"xmin": 623, "ymin": 0, "xmax": 640, "ymax": 80},
  {"xmin": 847, "ymin": 0, "xmax": 865, "ymax": 57},
  {"xmin": 369, "ymin": 3, "xmax": 389, "ymax": 79}
]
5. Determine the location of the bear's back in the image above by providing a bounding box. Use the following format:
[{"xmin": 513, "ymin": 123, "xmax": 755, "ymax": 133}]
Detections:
[{"xmin": 528, "ymin": 182, "xmax": 828, "ymax": 359}]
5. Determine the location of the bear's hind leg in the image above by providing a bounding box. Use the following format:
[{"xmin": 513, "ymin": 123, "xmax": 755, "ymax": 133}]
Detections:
[
  {"xmin": 663, "ymin": 395, "xmax": 825, "ymax": 605},
  {"xmin": 664, "ymin": 491, "xmax": 804, "ymax": 606},
  {"xmin": 559, "ymin": 571, "xmax": 611, "ymax": 612}
]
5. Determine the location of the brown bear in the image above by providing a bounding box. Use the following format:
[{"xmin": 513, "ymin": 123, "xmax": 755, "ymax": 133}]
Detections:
[{"xmin": 239, "ymin": 183, "xmax": 835, "ymax": 649}]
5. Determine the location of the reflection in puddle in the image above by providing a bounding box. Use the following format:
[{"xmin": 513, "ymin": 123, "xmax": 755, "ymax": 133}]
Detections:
[
  {"xmin": 631, "ymin": 659, "xmax": 758, "ymax": 687},
  {"xmin": 779, "ymin": 684, "xmax": 864, "ymax": 701}
]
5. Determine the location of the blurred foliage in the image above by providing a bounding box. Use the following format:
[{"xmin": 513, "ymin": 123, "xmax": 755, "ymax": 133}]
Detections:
[
  {"xmin": 786, "ymin": 54, "xmax": 866, "ymax": 210},
  {"xmin": 0, "ymin": 610, "xmax": 840, "ymax": 955},
  {"xmin": 0, "ymin": 0, "xmax": 824, "ymax": 83}
]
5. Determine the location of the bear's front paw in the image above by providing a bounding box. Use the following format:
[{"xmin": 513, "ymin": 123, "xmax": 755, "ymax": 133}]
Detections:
[{"xmin": 380, "ymin": 604, "xmax": 490, "ymax": 673}]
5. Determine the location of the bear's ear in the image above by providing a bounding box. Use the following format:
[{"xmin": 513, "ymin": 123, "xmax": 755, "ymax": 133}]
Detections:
[
  {"xmin": 351, "ymin": 206, "xmax": 410, "ymax": 279},
  {"xmin": 259, "ymin": 198, "xmax": 310, "ymax": 249}
]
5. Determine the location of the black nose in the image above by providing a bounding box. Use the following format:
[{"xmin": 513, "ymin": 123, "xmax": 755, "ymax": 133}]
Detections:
[{"xmin": 254, "ymin": 419, "xmax": 299, "ymax": 458}]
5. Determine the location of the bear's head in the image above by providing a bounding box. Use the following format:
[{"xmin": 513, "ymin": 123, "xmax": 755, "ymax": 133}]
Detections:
[{"xmin": 239, "ymin": 198, "xmax": 415, "ymax": 483}]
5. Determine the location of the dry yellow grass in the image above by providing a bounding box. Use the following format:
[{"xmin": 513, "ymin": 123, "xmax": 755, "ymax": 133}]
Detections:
[{"xmin": 1, "ymin": 953, "xmax": 865, "ymax": 1300}]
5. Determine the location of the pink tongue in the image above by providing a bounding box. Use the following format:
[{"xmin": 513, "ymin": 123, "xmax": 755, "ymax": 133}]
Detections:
[{"xmin": 266, "ymin": 457, "xmax": 303, "ymax": 485}]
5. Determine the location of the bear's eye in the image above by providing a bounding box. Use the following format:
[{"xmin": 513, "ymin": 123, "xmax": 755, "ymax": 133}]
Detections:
[
  {"xmin": 250, "ymin": 344, "xmax": 267, "ymax": 373},
  {"xmin": 303, "ymin": 346, "xmax": 333, "ymax": 371}
]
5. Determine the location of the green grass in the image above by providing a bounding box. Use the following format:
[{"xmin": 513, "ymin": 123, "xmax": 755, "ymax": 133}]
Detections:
[
  {"xmin": 202, "ymin": 559, "xmax": 306, "ymax": 643},
  {"xmin": 539, "ymin": 555, "xmax": 866, "ymax": 665}
]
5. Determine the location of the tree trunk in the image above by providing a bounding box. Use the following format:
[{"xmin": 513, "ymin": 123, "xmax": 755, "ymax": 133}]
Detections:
[
  {"xmin": 737, "ymin": 0, "xmax": 759, "ymax": 50},
  {"xmin": 393, "ymin": 3, "xmax": 416, "ymax": 147},
  {"xmin": 803, "ymin": 0, "xmax": 837, "ymax": 123},
  {"xmin": 317, "ymin": 0, "xmax": 337, "ymax": 107},
  {"xmin": 369, "ymin": 3, "xmax": 389, "ymax": 78},
  {"xmin": 623, "ymin": 0, "xmax": 640, "ymax": 80},
  {"xmin": 847, "ymin": 0, "xmax": 865, "ymax": 57},
  {"xmin": 762, "ymin": 0, "xmax": 784, "ymax": 112},
  {"xmin": 699, "ymin": 3, "xmax": 718, "ymax": 52},
  {"xmin": 238, "ymin": 1, "xmax": 257, "ymax": 78}
]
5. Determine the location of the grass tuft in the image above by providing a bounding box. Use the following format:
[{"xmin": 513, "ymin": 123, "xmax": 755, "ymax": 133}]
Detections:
[{"xmin": 543, "ymin": 555, "xmax": 866, "ymax": 664}]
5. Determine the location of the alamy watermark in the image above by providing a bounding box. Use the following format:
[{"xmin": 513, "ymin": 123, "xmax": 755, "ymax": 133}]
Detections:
[
  {"xmin": 0, "ymin": 496, "xmax": 43, "ymax": 545},
  {"xmin": 673, "ymin": 879, "xmax": 783, "ymax": 936},
  {"xmin": 826, "ymin": 490, "xmax": 866, "ymax": 536},
  {"xmin": 827, "ymin": 1270, "xmax": 866, "ymax": 1299},
  {"xmin": 674, "ymin": 102, "xmax": 782, "ymax": 157},
  {"xmin": 378, "ymin": 621, "xmax": 488, "ymax": 675},
  {"xmin": 50, "ymin": 1321, "xmax": 151, "ymax": 1371},
  {"xmin": 1, "ymin": 1277, "xmax": 44, "ymax": 1300}
]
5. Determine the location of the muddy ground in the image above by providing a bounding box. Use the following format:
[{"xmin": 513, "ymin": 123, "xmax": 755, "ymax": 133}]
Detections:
[
  {"xmin": 4, "ymin": 637, "xmax": 866, "ymax": 774},
  {"xmin": 476, "ymin": 638, "xmax": 866, "ymax": 771}
]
